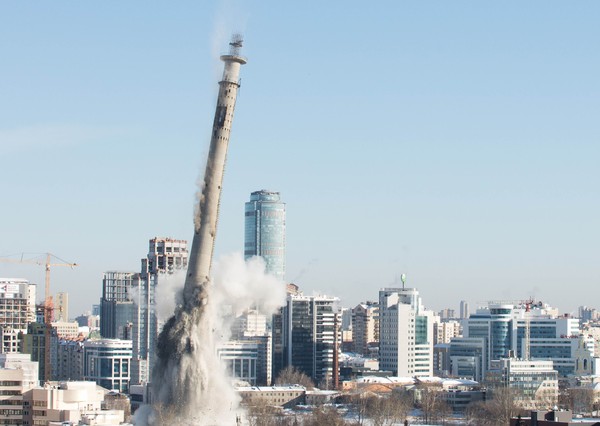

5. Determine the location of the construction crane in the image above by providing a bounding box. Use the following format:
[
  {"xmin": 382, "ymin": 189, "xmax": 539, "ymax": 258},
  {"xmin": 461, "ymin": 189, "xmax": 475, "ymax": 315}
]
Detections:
[
  {"xmin": 0, "ymin": 253, "xmax": 77, "ymax": 382},
  {"xmin": 522, "ymin": 298, "xmax": 535, "ymax": 361}
]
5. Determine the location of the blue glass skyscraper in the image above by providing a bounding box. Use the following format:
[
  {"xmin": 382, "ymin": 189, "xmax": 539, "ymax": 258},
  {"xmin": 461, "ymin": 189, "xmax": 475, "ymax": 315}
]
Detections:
[{"xmin": 244, "ymin": 190, "xmax": 286, "ymax": 281}]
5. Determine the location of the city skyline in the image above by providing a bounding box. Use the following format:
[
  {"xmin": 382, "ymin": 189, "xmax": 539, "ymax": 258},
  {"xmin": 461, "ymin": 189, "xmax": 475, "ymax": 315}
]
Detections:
[{"xmin": 1, "ymin": 1, "xmax": 599, "ymax": 315}]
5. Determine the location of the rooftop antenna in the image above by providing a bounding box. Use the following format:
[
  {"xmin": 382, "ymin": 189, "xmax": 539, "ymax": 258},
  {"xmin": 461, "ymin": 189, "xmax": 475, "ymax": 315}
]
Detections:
[{"xmin": 400, "ymin": 273, "xmax": 406, "ymax": 290}]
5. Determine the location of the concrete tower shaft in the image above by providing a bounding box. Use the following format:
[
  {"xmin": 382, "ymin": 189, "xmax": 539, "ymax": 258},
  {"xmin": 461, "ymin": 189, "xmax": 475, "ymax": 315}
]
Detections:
[{"xmin": 183, "ymin": 43, "xmax": 246, "ymax": 305}]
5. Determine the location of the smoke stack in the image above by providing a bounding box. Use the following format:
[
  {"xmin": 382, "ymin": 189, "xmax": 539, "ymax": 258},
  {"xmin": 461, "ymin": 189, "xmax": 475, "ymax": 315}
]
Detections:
[{"xmin": 184, "ymin": 34, "xmax": 247, "ymax": 307}]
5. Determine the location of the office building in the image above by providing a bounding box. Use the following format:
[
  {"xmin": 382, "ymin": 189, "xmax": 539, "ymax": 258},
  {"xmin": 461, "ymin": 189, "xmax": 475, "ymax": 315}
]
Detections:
[
  {"xmin": 379, "ymin": 287, "xmax": 435, "ymax": 377},
  {"xmin": 449, "ymin": 337, "xmax": 487, "ymax": 381},
  {"xmin": 100, "ymin": 271, "xmax": 137, "ymax": 340},
  {"xmin": 230, "ymin": 310, "xmax": 273, "ymax": 385},
  {"xmin": 131, "ymin": 237, "xmax": 188, "ymax": 385},
  {"xmin": 84, "ymin": 339, "xmax": 132, "ymax": 392},
  {"xmin": 352, "ymin": 302, "xmax": 379, "ymax": 356},
  {"xmin": 579, "ymin": 306, "xmax": 599, "ymax": 323},
  {"xmin": 273, "ymin": 293, "xmax": 340, "ymax": 387},
  {"xmin": 244, "ymin": 190, "xmax": 286, "ymax": 281},
  {"xmin": 450, "ymin": 301, "xmax": 581, "ymax": 379},
  {"xmin": 486, "ymin": 358, "xmax": 558, "ymax": 409},
  {"xmin": 218, "ymin": 341, "xmax": 260, "ymax": 385}
]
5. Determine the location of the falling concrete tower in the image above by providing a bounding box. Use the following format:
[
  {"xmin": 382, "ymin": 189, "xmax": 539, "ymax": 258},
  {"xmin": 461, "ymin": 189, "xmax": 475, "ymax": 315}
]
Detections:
[
  {"xmin": 184, "ymin": 36, "xmax": 247, "ymax": 306},
  {"xmin": 150, "ymin": 36, "xmax": 247, "ymax": 421}
]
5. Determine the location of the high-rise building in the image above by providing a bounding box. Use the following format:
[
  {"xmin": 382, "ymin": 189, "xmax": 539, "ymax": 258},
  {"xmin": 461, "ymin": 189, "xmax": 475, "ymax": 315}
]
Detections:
[
  {"xmin": 433, "ymin": 318, "xmax": 461, "ymax": 345},
  {"xmin": 0, "ymin": 279, "xmax": 36, "ymax": 354},
  {"xmin": 131, "ymin": 237, "xmax": 188, "ymax": 385},
  {"xmin": 579, "ymin": 306, "xmax": 599, "ymax": 323},
  {"xmin": 352, "ymin": 302, "xmax": 379, "ymax": 356},
  {"xmin": 460, "ymin": 300, "xmax": 470, "ymax": 320},
  {"xmin": 378, "ymin": 287, "xmax": 435, "ymax": 377},
  {"xmin": 244, "ymin": 190, "xmax": 286, "ymax": 281},
  {"xmin": 273, "ymin": 293, "xmax": 340, "ymax": 387},
  {"xmin": 100, "ymin": 271, "xmax": 137, "ymax": 340},
  {"xmin": 54, "ymin": 292, "xmax": 69, "ymax": 322},
  {"xmin": 56, "ymin": 337, "xmax": 85, "ymax": 381},
  {"xmin": 22, "ymin": 322, "xmax": 47, "ymax": 381}
]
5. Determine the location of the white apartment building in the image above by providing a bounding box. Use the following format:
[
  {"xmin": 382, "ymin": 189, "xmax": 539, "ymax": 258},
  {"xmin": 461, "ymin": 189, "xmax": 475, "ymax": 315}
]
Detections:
[{"xmin": 379, "ymin": 287, "xmax": 434, "ymax": 377}]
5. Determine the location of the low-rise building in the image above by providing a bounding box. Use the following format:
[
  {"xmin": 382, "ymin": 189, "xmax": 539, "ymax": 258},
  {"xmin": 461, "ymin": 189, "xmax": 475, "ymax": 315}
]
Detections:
[
  {"xmin": 237, "ymin": 385, "xmax": 305, "ymax": 409},
  {"xmin": 23, "ymin": 381, "xmax": 124, "ymax": 426}
]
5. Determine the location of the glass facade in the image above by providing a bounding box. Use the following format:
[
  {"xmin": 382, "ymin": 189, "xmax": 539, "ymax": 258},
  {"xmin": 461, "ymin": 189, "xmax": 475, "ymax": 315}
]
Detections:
[
  {"xmin": 244, "ymin": 190, "xmax": 286, "ymax": 281},
  {"xmin": 274, "ymin": 295, "xmax": 339, "ymax": 386}
]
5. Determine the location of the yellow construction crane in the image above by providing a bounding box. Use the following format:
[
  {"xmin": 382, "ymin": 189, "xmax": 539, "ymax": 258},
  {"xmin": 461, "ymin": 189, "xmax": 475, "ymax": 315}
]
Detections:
[{"xmin": 0, "ymin": 253, "xmax": 77, "ymax": 382}]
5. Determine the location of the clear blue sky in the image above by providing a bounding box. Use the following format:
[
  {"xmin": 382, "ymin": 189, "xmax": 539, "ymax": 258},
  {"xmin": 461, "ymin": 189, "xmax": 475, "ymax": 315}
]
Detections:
[{"xmin": 1, "ymin": 1, "xmax": 598, "ymax": 316}]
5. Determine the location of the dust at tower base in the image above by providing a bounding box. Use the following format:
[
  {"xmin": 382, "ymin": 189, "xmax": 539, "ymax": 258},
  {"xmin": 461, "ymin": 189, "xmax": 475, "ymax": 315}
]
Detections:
[{"xmin": 149, "ymin": 37, "xmax": 247, "ymax": 421}]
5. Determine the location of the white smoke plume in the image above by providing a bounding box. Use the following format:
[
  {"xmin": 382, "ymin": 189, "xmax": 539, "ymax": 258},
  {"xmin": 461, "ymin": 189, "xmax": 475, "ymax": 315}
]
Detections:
[{"xmin": 133, "ymin": 253, "xmax": 285, "ymax": 425}]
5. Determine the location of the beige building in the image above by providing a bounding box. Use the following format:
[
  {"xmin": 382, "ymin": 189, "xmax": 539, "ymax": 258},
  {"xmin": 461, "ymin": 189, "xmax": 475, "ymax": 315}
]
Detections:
[
  {"xmin": 352, "ymin": 302, "xmax": 379, "ymax": 356},
  {"xmin": 51, "ymin": 321, "xmax": 80, "ymax": 339},
  {"xmin": 433, "ymin": 318, "xmax": 461, "ymax": 344},
  {"xmin": 23, "ymin": 381, "xmax": 124, "ymax": 426},
  {"xmin": 0, "ymin": 354, "xmax": 39, "ymax": 426},
  {"xmin": 237, "ymin": 385, "xmax": 305, "ymax": 409},
  {"xmin": 54, "ymin": 293, "xmax": 69, "ymax": 322}
]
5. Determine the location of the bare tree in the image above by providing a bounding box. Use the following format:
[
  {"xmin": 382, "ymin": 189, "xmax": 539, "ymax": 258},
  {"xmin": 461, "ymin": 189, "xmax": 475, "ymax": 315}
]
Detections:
[
  {"xmin": 570, "ymin": 388, "xmax": 595, "ymax": 416},
  {"xmin": 304, "ymin": 406, "xmax": 347, "ymax": 426},
  {"xmin": 419, "ymin": 387, "xmax": 451, "ymax": 425},
  {"xmin": 464, "ymin": 387, "xmax": 526, "ymax": 426},
  {"xmin": 246, "ymin": 399, "xmax": 297, "ymax": 426},
  {"xmin": 275, "ymin": 366, "xmax": 315, "ymax": 390}
]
